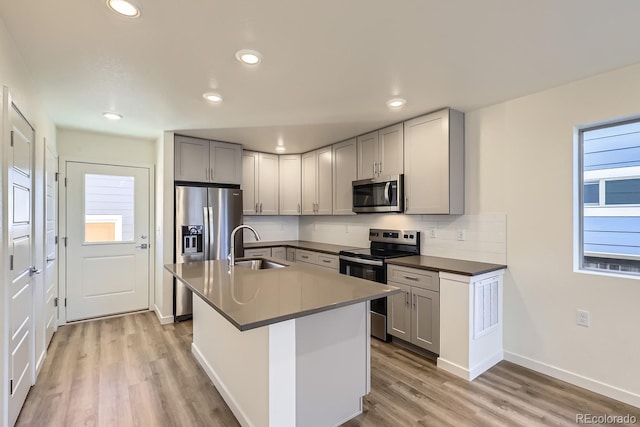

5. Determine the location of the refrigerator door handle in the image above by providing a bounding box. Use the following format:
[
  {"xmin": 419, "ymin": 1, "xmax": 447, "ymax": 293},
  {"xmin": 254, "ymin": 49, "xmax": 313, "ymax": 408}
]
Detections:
[
  {"xmin": 208, "ymin": 206, "xmax": 214, "ymax": 258},
  {"xmin": 203, "ymin": 206, "xmax": 210, "ymax": 260}
]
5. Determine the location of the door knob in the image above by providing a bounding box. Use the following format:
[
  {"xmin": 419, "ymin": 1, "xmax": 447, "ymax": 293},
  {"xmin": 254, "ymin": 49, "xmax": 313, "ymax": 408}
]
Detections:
[{"xmin": 29, "ymin": 266, "xmax": 42, "ymax": 276}]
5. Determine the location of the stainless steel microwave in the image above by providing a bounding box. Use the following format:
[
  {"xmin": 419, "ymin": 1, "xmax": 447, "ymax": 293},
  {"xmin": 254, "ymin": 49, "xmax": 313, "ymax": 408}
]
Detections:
[{"xmin": 352, "ymin": 174, "xmax": 403, "ymax": 213}]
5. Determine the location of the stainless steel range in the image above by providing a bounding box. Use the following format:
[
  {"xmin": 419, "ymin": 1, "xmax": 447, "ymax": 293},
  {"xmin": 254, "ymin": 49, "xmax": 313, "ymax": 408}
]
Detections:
[{"xmin": 339, "ymin": 229, "xmax": 420, "ymax": 341}]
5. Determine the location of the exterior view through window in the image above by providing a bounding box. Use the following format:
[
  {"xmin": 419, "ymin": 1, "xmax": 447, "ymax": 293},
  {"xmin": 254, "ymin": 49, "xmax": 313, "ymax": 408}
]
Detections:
[
  {"xmin": 580, "ymin": 119, "xmax": 640, "ymax": 276},
  {"xmin": 84, "ymin": 173, "xmax": 135, "ymax": 243}
]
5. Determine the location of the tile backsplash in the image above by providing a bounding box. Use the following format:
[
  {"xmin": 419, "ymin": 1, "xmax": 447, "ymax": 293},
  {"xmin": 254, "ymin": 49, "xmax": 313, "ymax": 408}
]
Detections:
[{"xmin": 244, "ymin": 213, "xmax": 507, "ymax": 265}]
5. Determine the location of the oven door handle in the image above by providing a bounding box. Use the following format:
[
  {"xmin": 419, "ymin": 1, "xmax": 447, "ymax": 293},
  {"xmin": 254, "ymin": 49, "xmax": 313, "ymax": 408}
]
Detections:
[{"xmin": 339, "ymin": 255, "xmax": 384, "ymax": 267}]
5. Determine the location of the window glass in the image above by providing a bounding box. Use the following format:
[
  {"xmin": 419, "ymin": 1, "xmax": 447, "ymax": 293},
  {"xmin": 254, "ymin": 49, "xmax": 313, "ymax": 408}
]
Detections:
[
  {"xmin": 580, "ymin": 120, "xmax": 640, "ymax": 276},
  {"xmin": 583, "ymin": 182, "xmax": 600, "ymax": 205},
  {"xmin": 84, "ymin": 174, "xmax": 135, "ymax": 242},
  {"xmin": 604, "ymin": 178, "xmax": 640, "ymax": 205}
]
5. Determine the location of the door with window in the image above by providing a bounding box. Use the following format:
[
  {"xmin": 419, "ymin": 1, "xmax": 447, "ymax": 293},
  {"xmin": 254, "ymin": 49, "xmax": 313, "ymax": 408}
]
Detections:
[{"xmin": 65, "ymin": 162, "xmax": 150, "ymax": 321}]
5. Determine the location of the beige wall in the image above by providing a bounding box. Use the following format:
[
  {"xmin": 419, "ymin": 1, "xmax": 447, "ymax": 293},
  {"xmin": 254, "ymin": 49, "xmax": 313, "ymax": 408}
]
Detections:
[
  {"xmin": 466, "ymin": 63, "xmax": 640, "ymax": 406},
  {"xmin": 57, "ymin": 128, "xmax": 155, "ymax": 164}
]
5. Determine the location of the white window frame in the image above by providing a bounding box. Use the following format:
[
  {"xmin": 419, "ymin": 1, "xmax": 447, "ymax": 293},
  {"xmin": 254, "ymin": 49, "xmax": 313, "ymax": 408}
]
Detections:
[{"xmin": 575, "ymin": 119, "xmax": 640, "ymax": 279}]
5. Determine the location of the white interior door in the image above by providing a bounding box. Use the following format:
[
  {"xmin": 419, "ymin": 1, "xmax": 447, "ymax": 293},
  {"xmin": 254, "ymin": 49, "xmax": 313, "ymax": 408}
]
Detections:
[
  {"xmin": 65, "ymin": 162, "xmax": 150, "ymax": 321},
  {"xmin": 44, "ymin": 146, "xmax": 58, "ymax": 345},
  {"xmin": 7, "ymin": 102, "xmax": 35, "ymax": 427}
]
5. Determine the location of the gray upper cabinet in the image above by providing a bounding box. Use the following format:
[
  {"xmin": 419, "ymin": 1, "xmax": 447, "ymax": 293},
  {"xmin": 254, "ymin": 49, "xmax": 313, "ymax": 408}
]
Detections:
[
  {"xmin": 175, "ymin": 135, "xmax": 242, "ymax": 184},
  {"xmin": 242, "ymin": 151, "xmax": 279, "ymax": 215},
  {"xmin": 174, "ymin": 135, "xmax": 210, "ymax": 182},
  {"xmin": 332, "ymin": 138, "xmax": 357, "ymax": 215},
  {"xmin": 302, "ymin": 147, "xmax": 332, "ymax": 215},
  {"xmin": 279, "ymin": 154, "xmax": 302, "ymax": 215},
  {"xmin": 403, "ymin": 108, "xmax": 464, "ymax": 214},
  {"xmin": 357, "ymin": 123, "xmax": 404, "ymax": 179}
]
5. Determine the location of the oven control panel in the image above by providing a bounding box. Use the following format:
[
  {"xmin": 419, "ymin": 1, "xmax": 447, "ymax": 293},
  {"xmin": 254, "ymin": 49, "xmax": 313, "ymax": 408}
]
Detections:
[{"xmin": 369, "ymin": 228, "xmax": 419, "ymax": 245}]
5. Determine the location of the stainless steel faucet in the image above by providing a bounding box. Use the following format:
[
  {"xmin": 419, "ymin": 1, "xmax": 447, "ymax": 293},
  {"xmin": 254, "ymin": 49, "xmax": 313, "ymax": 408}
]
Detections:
[{"xmin": 228, "ymin": 224, "xmax": 261, "ymax": 266}]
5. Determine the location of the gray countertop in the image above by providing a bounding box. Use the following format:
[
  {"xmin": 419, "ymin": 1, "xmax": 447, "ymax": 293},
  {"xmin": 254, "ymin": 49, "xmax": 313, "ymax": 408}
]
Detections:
[
  {"xmin": 165, "ymin": 258, "xmax": 400, "ymax": 331},
  {"xmin": 386, "ymin": 255, "xmax": 506, "ymax": 276},
  {"xmin": 244, "ymin": 240, "xmax": 361, "ymax": 255}
]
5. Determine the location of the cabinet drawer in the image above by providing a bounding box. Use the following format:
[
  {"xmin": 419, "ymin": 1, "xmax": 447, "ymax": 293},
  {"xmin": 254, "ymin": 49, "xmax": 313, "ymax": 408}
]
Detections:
[
  {"xmin": 244, "ymin": 248, "xmax": 272, "ymax": 258},
  {"xmin": 388, "ymin": 265, "xmax": 439, "ymax": 291},
  {"xmin": 296, "ymin": 249, "xmax": 317, "ymax": 264},
  {"xmin": 317, "ymin": 254, "xmax": 338, "ymax": 270}
]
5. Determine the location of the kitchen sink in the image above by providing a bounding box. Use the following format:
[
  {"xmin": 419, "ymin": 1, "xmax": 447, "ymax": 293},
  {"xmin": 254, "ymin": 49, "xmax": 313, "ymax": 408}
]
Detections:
[{"xmin": 233, "ymin": 258, "xmax": 288, "ymax": 270}]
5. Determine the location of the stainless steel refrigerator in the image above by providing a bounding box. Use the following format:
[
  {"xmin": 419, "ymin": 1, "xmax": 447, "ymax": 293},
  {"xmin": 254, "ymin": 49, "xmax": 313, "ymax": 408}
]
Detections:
[{"xmin": 174, "ymin": 185, "xmax": 243, "ymax": 321}]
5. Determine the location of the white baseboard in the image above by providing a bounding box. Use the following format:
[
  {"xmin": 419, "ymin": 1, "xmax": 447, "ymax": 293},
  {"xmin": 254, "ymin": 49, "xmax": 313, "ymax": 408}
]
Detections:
[
  {"xmin": 504, "ymin": 351, "xmax": 640, "ymax": 409},
  {"xmin": 153, "ymin": 304, "xmax": 174, "ymax": 325},
  {"xmin": 469, "ymin": 351, "xmax": 503, "ymax": 381},
  {"xmin": 192, "ymin": 343, "xmax": 252, "ymax": 427},
  {"xmin": 437, "ymin": 351, "xmax": 503, "ymax": 381}
]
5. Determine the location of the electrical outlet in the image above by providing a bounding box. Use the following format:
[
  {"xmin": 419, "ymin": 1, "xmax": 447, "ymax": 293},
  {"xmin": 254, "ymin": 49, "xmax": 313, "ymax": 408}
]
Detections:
[
  {"xmin": 457, "ymin": 229, "xmax": 466, "ymax": 241},
  {"xmin": 430, "ymin": 228, "xmax": 437, "ymax": 238},
  {"xmin": 576, "ymin": 309, "xmax": 590, "ymax": 327}
]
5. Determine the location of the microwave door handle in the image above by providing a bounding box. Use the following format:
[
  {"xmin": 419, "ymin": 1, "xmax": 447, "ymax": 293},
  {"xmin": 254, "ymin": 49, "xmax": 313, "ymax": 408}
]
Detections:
[{"xmin": 384, "ymin": 182, "xmax": 391, "ymax": 205}]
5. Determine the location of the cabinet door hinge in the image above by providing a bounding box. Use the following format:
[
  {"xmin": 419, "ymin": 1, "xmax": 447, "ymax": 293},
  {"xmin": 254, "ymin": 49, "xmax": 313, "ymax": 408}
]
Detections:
[
  {"xmin": 64, "ymin": 177, "xmax": 67, "ymax": 187},
  {"xmin": 9, "ymin": 255, "xmax": 13, "ymax": 271},
  {"xmin": 9, "ymin": 379, "xmax": 13, "ymax": 395},
  {"xmin": 10, "ymin": 131, "xmax": 14, "ymax": 147},
  {"xmin": 64, "ymin": 298, "xmax": 67, "ymax": 307},
  {"xmin": 54, "ymin": 297, "xmax": 58, "ymax": 307},
  {"xmin": 55, "ymin": 235, "xmax": 58, "ymax": 245},
  {"xmin": 63, "ymin": 237, "xmax": 67, "ymax": 247},
  {"xmin": 55, "ymin": 172, "xmax": 59, "ymax": 182}
]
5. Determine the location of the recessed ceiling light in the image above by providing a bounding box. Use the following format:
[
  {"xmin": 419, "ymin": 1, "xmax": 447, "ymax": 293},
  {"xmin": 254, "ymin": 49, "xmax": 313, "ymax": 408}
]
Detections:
[
  {"xmin": 386, "ymin": 98, "xmax": 406, "ymax": 109},
  {"xmin": 235, "ymin": 49, "xmax": 263, "ymax": 65},
  {"xmin": 106, "ymin": 0, "xmax": 140, "ymax": 18},
  {"xmin": 103, "ymin": 112, "xmax": 122, "ymax": 120},
  {"xmin": 275, "ymin": 146, "xmax": 286, "ymax": 153},
  {"xmin": 203, "ymin": 92, "xmax": 223, "ymax": 103}
]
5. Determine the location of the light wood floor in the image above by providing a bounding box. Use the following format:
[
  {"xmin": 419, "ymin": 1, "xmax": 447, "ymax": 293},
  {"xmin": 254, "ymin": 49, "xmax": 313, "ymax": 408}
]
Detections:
[{"xmin": 17, "ymin": 312, "xmax": 640, "ymax": 426}]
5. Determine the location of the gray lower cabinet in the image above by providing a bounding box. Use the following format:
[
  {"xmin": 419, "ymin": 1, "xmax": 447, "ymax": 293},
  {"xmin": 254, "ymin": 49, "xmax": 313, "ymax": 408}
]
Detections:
[
  {"xmin": 271, "ymin": 246, "xmax": 286, "ymax": 260},
  {"xmin": 244, "ymin": 248, "xmax": 271, "ymax": 258},
  {"xmin": 387, "ymin": 265, "xmax": 440, "ymax": 354},
  {"xmin": 295, "ymin": 249, "xmax": 339, "ymax": 271},
  {"xmin": 286, "ymin": 248, "xmax": 296, "ymax": 262}
]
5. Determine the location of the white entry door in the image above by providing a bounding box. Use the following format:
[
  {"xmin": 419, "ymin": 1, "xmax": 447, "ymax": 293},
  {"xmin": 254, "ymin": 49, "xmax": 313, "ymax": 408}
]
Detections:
[
  {"xmin": 65, "ymin": 162, "xmax": 150, "ymax": 321},
  {"xmin": 7, "ymin": 102, "xmax": 35, "ymax": 427}
]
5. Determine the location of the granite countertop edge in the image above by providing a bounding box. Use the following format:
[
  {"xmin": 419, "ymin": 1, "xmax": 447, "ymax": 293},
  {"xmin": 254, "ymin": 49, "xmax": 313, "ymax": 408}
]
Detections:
[
  {"xmin": 386, "ymin": 256, "xmax": 507, "ymax": 277},
  {"xmin": 166, "ymin": 262, "xmax": 400, "ymax": 332},
  {"xmin": 243, "ymin": 240, "xmax": 359, "ymax": 255}
]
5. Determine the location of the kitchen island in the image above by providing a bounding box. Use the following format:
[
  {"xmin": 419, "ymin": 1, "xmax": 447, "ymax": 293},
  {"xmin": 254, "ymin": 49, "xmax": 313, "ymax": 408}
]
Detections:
[{"xmin": 165, "ymin": 258, "xmax": 400, "ymax": 427}]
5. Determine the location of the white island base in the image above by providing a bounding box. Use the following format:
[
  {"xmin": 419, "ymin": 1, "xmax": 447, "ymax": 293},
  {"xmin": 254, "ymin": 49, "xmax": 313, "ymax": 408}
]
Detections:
[{"xmin": 191, "ymin": 297, "xmax": 371, "ymax": 427}]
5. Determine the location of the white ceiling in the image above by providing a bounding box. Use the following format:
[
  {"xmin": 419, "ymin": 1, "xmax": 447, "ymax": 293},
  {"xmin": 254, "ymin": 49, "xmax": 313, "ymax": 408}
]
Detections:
[{"xmin": 2, "ymin": 1, "xmax": 640, "ymax": 153}]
